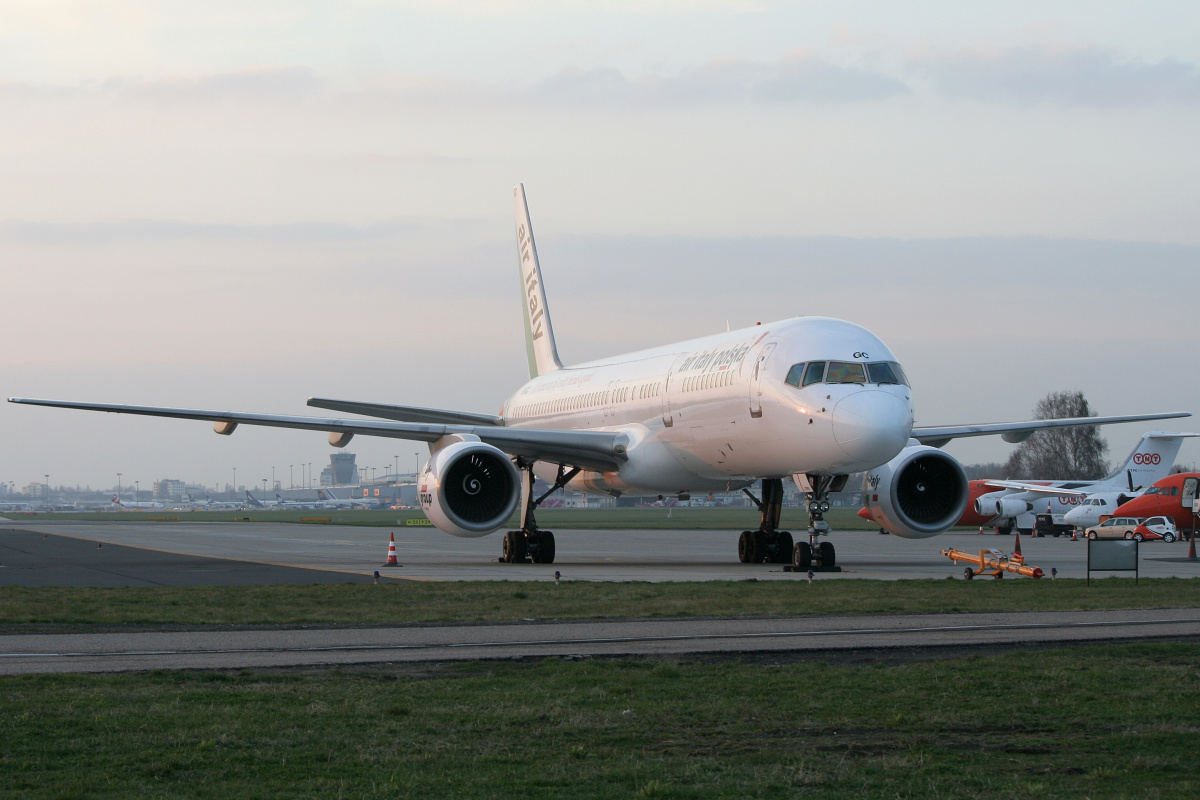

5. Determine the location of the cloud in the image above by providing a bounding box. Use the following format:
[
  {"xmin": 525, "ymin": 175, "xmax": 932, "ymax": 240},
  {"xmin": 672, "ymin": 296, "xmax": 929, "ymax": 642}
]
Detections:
[
  {"xmin": 531, "ymin": 52, "xmax": 909, "ymax": 105},
  {"xmin": 912, "ymin": 44, "xmax": 1200, "ymax": 108}
]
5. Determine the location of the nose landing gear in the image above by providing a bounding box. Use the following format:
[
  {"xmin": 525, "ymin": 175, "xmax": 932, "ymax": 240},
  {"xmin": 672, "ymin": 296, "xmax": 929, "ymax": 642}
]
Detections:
[{"xmin": 788, "ymin": 474, "xmax": 846, "ymax": 571}]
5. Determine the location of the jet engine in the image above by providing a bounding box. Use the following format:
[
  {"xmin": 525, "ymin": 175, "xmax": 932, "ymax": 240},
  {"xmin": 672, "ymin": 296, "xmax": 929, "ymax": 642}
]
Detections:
[
  {"xmin": 974, "ymin": 494, "xmax": 1032, "ymax": 519},
  {"xmin": 417, "ymin": 441, "xmax": 521, "ymax": 537},
  {"xmin": 861, "ymin": 445, "xmax": 969, "ymax": 539}
]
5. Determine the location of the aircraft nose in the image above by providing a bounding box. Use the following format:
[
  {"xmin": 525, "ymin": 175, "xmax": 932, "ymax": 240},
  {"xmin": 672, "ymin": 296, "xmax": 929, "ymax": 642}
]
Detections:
[{"xmin": 831, "ymin": 391, "xmax": 912, "ymax": 465}]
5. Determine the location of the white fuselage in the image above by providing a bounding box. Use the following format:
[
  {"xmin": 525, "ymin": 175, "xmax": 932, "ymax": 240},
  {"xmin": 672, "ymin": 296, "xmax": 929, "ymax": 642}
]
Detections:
[
  {"xmin": 502, "ymin": 316, "xmax": 914, "ymax": 496},
  {"xmin": 1063, "ymin": 490, "xmax": 1144, "ymax": 529}
]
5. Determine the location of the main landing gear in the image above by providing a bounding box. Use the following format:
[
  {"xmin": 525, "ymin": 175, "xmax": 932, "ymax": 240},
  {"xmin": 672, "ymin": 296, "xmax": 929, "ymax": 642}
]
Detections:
[
  {"xmin": 739, "ymin": 475, "xmax": 844, "ymax": 569},
  {"xmin": 738, "ymin": 479, "xmax": 793, "ymax": 564},
  {"xmin": 500, "ymin": 462, "xmax": 578, "ymax": 564}
]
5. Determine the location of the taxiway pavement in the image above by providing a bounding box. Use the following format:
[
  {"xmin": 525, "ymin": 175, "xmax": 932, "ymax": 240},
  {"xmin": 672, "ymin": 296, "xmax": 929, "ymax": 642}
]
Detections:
[
  {"xmin": 6, "ymin": 520, "xmax": 1200, "ymax": 583},
  {"xmin": 3, "ymin": 608, "xmax": 1197, "ymax": 675}
]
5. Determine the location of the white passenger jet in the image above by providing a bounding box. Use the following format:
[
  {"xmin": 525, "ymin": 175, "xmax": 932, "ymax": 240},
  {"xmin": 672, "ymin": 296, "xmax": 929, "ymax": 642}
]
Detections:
[{"xmin": 9, "ymin": 186, "xmax": 1191, "ymax": 567}]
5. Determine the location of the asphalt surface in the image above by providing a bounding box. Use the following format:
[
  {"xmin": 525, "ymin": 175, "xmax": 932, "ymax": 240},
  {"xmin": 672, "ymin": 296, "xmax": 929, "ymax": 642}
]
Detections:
[
  {"xmin": 0, "ymin": 529, "xmax": 407, "ymax": 587},
  {"xmin": 3, "ymin": 609, "xmax": 1198, "ymax": 675},
  {"xmin": 10, "ymin": 519, "xmax": 1200, "ymax": 582}
]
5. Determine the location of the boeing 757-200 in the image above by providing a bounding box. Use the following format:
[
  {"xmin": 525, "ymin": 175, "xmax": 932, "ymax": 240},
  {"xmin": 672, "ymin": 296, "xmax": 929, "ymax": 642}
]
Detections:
[{"xmin": 9, "ymin": 185, "xmax": 1191, "ymax": 567}]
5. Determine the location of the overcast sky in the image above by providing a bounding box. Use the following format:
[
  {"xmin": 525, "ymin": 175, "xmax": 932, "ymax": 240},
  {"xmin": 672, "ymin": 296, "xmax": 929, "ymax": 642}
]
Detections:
[{"xmin": 2, "ymin": 1, "xmax": 1198, "ymax": 492}]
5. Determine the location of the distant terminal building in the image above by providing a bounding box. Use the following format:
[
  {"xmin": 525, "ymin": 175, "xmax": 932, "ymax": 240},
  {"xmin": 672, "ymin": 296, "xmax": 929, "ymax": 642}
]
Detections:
[
  {"xmin": 153, "ymin": 479, "xmax": 187, "ymax": 501},
  {"xmin": 321, "ymin": 452, "xmax": 358, "ymax": 486},
  {"xmin": 24, "ymin": 482, "xmax": 50, "ymax": 500}
]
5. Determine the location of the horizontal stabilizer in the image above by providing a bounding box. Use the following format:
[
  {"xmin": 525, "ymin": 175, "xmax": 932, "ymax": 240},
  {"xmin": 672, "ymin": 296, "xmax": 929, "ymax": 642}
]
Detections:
[{"xmin": 307, "ymin": 398, "xmax": 503, "ymax": 427}]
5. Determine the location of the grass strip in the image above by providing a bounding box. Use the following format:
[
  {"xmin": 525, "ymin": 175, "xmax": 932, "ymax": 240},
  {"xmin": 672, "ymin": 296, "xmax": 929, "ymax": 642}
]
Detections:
[
  {"xmin": 2, "ymin": 578, "xmax": 1199, "ymax": 628},
  {"xmin": 1, "ymin": 643, "xmax": 1197, "ymax": 798}
]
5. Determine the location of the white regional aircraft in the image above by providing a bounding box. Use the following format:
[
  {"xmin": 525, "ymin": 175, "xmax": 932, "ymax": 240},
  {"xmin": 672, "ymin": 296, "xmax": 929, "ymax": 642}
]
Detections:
[
  {"xmin": 971, "ymin": 432, "xmax": 1197, "ymax": 535},
  {"xmin": 9, "ymin": 186, "xmax": 1192, "ymax": 567}
]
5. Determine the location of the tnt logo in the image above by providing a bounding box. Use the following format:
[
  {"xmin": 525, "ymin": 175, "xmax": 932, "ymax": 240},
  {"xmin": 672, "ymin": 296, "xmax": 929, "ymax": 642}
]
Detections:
[{"xmin": 1133, "ymin": 453, "xmax": 1162, "ymax": 465}]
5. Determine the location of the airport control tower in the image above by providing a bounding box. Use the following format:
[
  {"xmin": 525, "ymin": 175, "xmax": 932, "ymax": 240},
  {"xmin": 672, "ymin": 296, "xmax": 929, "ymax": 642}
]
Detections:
[{"xmin": 321, "ymin": 453, "xmax": 358, "ymax": 486}]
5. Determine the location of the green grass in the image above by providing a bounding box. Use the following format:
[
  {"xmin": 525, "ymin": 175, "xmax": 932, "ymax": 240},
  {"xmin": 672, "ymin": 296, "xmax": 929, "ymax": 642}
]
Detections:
[
  {"xmin": 6, "ymin": 506, "xmax": 878, "ymax": 530},
  {"xmin": 2, "ymin": 578, "xmax": 1198, "ymax": 628},
  {"xmin": 1, "ymin": 643, "xmax": 1197, "ymax": 798}
]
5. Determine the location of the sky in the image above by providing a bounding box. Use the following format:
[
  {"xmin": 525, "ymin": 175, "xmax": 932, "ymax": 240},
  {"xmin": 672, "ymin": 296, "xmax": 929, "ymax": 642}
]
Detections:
[{"xmin": 2, "ymin": 1, "xmax": 1198, "ymax": 493}]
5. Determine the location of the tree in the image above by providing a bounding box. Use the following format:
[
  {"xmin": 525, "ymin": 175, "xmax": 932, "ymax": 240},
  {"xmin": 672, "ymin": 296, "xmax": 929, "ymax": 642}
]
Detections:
[{"xmin": 1003, "ymin": 391, "xmax": 1110, "ymax": 480}]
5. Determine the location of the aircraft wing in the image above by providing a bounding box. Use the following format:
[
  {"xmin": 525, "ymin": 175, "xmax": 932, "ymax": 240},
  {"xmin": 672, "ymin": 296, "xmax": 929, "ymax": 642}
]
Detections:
[
  {"xmin": 7, "ymin": 398, "xmax": 627, "ymax": 472},
  {"xmin": 306, "ymin": 397, "xmax": 504, "ymax": 426},
  {"xmin": 912, "ymin": 412, "xmax": 1190, "ymax": 448},
  {"xmin": 981, "ymin": 480, "xmax": 1090, "ymax": 496}
]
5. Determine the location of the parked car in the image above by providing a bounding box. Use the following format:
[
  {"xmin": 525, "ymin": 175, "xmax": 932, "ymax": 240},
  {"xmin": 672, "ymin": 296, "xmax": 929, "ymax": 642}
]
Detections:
[
  {"xmin": 1085, "ymin": 517, "xmax": 1142, "ymax": 540},
  {"xmin": 1131, "ymin": 516, "xmax": 1178, "ymax": 542}
]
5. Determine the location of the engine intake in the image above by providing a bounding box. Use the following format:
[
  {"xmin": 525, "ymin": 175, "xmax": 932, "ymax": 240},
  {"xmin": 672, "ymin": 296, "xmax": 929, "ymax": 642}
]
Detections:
[
  {"xmin": 417, "ymin": 441, "xmax": 521, "ymax": 537},
  {"xmin": 975, "ymin": 494, "xmax": 1032, "ymax": 519},
  {"xmin": 862, "ymin": 445, "xmax": 969, "ymax": 539}
]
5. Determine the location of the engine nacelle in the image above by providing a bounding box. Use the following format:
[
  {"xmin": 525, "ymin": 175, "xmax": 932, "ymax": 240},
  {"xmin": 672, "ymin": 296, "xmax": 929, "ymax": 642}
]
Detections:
[
  {"xmin": 975, "ymin": 493, "xmax": 1032, "ymax": 518},
  {"xmin": 862, "ymin": 445, "xmax": 969, "ymax": 539},
  {"xmin": 416, "ymin": 441, "xmax": 521, "ymax": 537}
]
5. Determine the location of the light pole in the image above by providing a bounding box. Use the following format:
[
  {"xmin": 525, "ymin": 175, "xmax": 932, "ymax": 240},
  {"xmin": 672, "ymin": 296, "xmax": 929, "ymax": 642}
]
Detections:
[
  {"xmin": 262, "ymin": 478, "xmax": 267, "ymax": 494},
  {"xmin": 290, "ymin": 464, "xmax": 294, "ymax": 489},
  {"xmin": 134, "ymin": 480, "xmax": 139, "ymax": 506},
  {"xmin": 308, "ymin": 463, "xmax": 312, "ymax": 489},
  {"xmin": 414, "ymin": 452, "xmax": 420, "ymax": 478},
  {"xmin": 271, "ymin": 466, "xmax": 275, "ymax": 491},
  {"xmin": 371, "ymin": 467, "xmax": 376, "ymax": 483},
  {"xmin": 233, "ymin": 468, "xmax": 237, "ymax": 496},
  {"xmin": 394, "ymin": 455, "xmax": 399, "ymax": 483},
  {"xmin": 117, "ymin": 472, "xmax": 122, "ymax": 501}
]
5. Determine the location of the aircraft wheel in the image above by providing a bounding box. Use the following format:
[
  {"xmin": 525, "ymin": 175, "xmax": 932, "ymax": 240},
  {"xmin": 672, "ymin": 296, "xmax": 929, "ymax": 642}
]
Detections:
[
  {"xmin": 738, "ymin": 531, "xmax": 756, "ymax": 563},
  {"xmin": 793, "ymin": 541, "xmax": 812, "ymax": 569},
  {"xmin": 532, "ymin": 531, "xmax": 556, "ymax": 563},
  {"xmin": 502, "ymin": 530, "xmax": 526, "ymax": 563},
  {"xmin": 818, "ymin": 541, "xmax": 836, "ymax": 567},
  {"xmin": 964, "ymin": 568, "xmax": 974, "ymax": 580},
  {"xmin": 775, "ymin": 531, "xmax": 794, "ymax": 563},
  {"xmin": 751, "ymin": 531, "xmax": 769, "ymax": 563}
]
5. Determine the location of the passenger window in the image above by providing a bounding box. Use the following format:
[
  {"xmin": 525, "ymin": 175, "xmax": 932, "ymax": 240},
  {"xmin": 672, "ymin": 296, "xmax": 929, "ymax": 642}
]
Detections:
[
  {"xmin": 784, "ymin": 364, "xmax": 805, "ymax": 387},
  {"xmin": 825, "ymin": 362, "xmax": 867, "ymax": 384},
  {"xmin": 802, "ymin": 362, "xmax": 825, "ymax": 386}
]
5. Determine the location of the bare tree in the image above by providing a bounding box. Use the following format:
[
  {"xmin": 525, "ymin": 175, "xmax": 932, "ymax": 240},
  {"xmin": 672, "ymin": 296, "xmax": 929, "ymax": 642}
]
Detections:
[{"xmin": 1004, "ymin": 391, "xmax": 1110, "ymax": 479}]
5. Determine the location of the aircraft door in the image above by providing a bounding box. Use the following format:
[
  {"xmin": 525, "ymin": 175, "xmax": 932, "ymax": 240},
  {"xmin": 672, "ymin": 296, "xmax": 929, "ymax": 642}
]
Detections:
[
  {"xmin": 661, "ymin": 356, "xmax": 685, "ymax": 428},
  {"xmin": 1183, "ymin": 477, "xmax": 1198, "ymax": 511},
  {"xmin": 604, "ymin": 380, "xmax": 619, "ymax": 418},
  {"xmin": 748, "ymin": 342, "xmax": 776, "ymax": 419}
]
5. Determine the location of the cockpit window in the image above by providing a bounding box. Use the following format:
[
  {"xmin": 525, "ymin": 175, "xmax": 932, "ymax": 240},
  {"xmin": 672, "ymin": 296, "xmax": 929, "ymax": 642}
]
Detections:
[
  {"xmin": 825, "ymin": 362, "xmax": 867, "ymax": 384},
  {"xmin": 784, "ymin": 363, "xmax": 805, "ymax": 388},
  {"xmin": 867, "ymin": 362, "xmax": 901, "ymax": 385},
  {"xmin": 802, "ymin": 361, "xmax": 826, "ymax": 386}
]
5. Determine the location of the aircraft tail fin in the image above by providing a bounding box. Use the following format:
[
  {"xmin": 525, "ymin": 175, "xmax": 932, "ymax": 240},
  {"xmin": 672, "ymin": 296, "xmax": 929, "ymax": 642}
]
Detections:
[
  {"xmin": 246, "ymin": 490, "xmax": 264, "ymax": 508},
  {"xmin": 513, "ymin": 184, "xmax": 563, "ymax": 379},
  {"xmin": 1107, "ymin": 432, "xmax": 1200, "ymax": 487}
]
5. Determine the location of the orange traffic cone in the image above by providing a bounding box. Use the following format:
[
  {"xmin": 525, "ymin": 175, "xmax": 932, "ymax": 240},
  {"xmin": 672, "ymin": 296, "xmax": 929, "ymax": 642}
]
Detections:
[
  {"xmin": 1188, "ymin": 531, "xmax": 1197, "ymax": 561},
  {"xmin": 1013, "ymin": 531, "xmax": 1023, "ymax": 561},
  {"xmin": 383, "ymin": 532, "xmax": 399, "ymax": 567}
]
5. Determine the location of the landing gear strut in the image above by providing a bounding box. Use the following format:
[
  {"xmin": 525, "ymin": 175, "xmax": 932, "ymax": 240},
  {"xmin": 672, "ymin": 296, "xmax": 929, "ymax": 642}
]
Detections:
[
  {"xmin": 500, "ymin": 462, "xmax": 578, "ymax": 564},
  {"xmin": 738, "ymin": 479, "xmax": 794, "ymax": 564},
  {"xmin": 783, "ymin": 474, "xmax": 846, "ymax": 569}
]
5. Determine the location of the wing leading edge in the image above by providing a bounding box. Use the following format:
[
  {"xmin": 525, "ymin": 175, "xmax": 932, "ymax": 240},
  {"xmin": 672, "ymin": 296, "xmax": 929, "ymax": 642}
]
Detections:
[
  {"xmin": 7, "ymin": 398, "xmax": 626, "ymax": 472},
  {"xmin": 912, "ymin": 412, "xmax": 1191, "ymax": 448}
]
